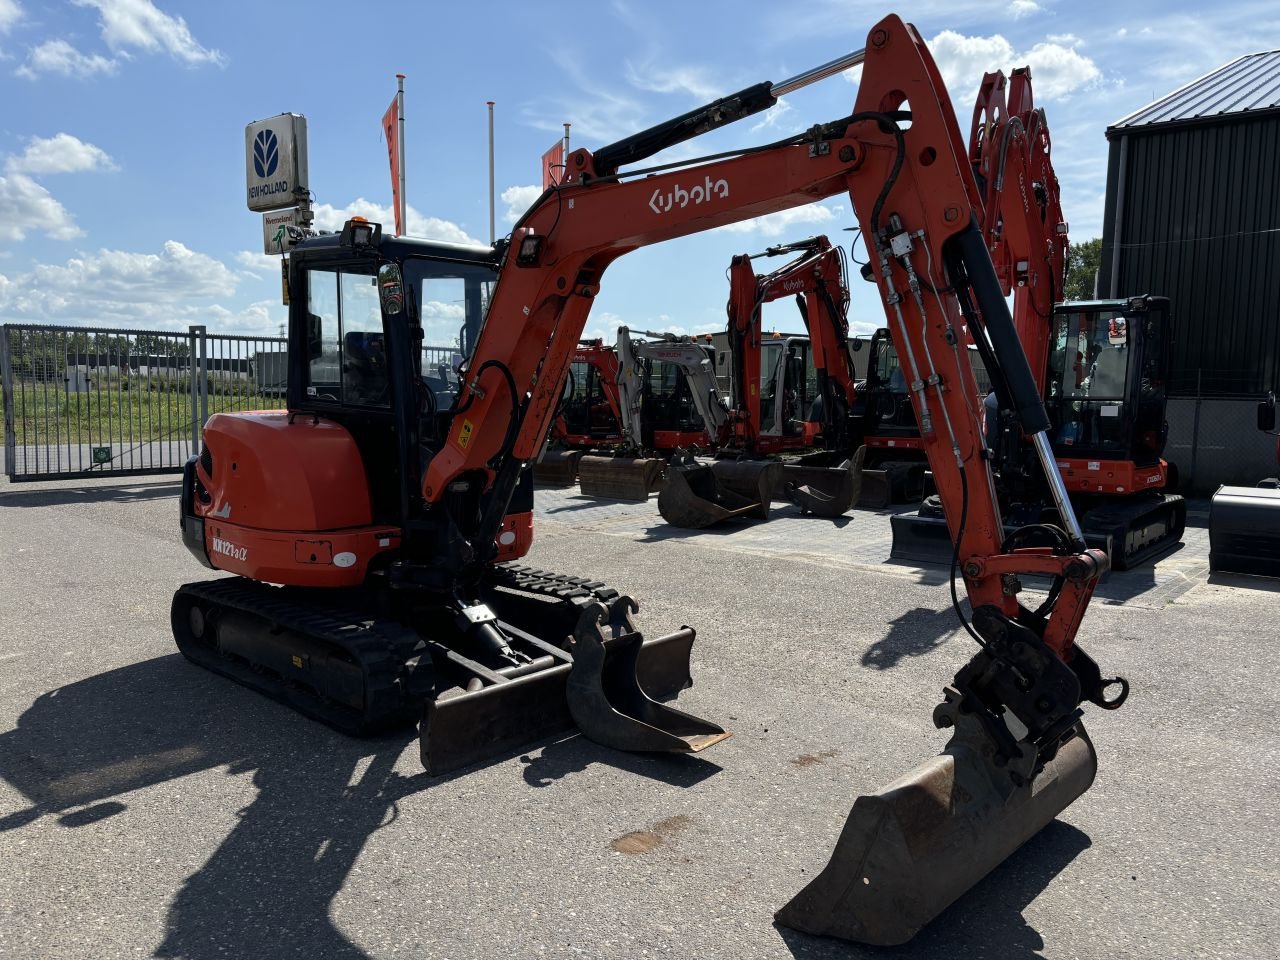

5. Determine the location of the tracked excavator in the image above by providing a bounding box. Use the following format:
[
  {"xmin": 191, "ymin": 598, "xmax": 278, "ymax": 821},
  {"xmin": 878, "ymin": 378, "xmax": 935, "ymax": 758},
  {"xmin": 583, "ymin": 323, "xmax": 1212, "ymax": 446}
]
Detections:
[
  {"xmin": 534, "ymin": 339, "xmax": 623, "ymax": 485},
  {"xmin": 660, "ymin": 236, "xmax": 867, "ymax": 527},
  {"xmin": 178, "ymin": 16, "xmax": 1129, "ymax": 945},
  {"xmin": 891, "ymin": 67, "xmax": 1186, "ymax": 570},
  {"xmin": 577, "ymin": 327, "xmax": 725, "ymax": 500}
]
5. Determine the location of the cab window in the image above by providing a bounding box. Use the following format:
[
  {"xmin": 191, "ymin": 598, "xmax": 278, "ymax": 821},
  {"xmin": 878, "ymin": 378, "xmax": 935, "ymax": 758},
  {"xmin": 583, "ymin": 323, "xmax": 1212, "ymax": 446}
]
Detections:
[{"xmin": 305, "ymin": 267, "xmax": 389, "ymax": 406}]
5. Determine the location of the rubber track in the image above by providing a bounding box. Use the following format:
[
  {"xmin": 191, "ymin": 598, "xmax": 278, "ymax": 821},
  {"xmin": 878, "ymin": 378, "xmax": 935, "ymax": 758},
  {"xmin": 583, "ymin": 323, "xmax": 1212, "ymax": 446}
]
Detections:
[
  {"xmin": 1082, "ymin": 493, "xmax": 1186, "ymax": 571},
  {"xmin": 488, "ymin": 563, "xmax": 622, "ymax": 606},
  {"xmin": 173, "ymin": 578, "xmax": 419, "ymax": 736}
]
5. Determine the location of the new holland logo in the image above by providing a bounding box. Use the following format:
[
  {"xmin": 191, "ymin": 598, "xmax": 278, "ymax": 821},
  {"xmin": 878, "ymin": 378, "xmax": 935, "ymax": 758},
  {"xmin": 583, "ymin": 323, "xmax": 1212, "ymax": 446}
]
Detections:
[
  {"xmin": 649, "ymin": 175, "xmax": 729, "ymax": 214},
  {"xmin": 211, "ymin": 537, "xmax": 248, "ymax": 562},
  {"xmin": 254, "ymin": 129, "xmax": 279, "ymax": 178}
]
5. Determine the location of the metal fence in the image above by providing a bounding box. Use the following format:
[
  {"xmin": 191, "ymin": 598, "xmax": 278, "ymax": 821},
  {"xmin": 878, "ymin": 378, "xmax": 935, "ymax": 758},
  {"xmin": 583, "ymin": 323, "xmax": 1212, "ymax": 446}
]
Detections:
[{"xmin": 1, "ymin": 324, "xmax": 287, "ymax": 481}]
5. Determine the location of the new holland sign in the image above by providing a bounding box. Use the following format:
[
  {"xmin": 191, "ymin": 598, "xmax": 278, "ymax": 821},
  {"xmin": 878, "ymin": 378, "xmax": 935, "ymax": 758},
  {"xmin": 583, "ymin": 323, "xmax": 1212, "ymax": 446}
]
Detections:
[{"xmin": 245, "ymin": 113, "xmax": 309, "ymax": 213}]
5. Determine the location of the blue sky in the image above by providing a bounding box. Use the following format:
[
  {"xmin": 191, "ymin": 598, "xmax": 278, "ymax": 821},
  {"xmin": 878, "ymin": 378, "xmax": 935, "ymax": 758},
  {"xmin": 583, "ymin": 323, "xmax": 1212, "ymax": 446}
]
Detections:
[{"xmin": 2, "ymin": 0, "xmax": 1278, "ymax": 344}]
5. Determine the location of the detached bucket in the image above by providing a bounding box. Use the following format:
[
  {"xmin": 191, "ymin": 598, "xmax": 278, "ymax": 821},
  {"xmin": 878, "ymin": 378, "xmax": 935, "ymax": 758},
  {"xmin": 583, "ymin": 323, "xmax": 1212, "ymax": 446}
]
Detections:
[
  {"xmin": 776, "ymin": 718, "xmax": 1097, "ymax": 945},
  {"xmin": 567, "ymin": 600, "xmax": 730, "ymax": 754},
  {"xmin": 534, "ymin": 449, "xmax": 583, "ymax": 486},
  {"xmin": 421, "ymin": 607, "xmax": 718, "ymax": 774},
  {"xmin": 781, "ymin": 446, "xmax": 866, "ymax": 518},
  {"xmin": 578, "ymin": 455, "xmax": 666, "ymax": 501},
  {"xmin": 857, "ymin": 459, "xmax": 927, "ymax": 509},
  {"xmin": 658, "ymin": 452, "xmax": 781, "ymax": 529}
]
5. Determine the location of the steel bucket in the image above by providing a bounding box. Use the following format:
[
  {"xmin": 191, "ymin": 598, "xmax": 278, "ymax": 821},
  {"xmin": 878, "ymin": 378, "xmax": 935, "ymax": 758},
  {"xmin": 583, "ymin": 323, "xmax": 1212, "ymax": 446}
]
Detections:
[
  {"xmin": 578, "ymin": 455, "xmax": 666, "ymax": 501},
  {"xmin": 657, "ymin": 452, "xmax": 781, "ymax": 529},
  {"xmin": 780, "ymin": 446, "xmax": 866, "ymax": 517},
  {"xmin": 534, "ymin": 449, "xmax": 583, "ymax": 486}
]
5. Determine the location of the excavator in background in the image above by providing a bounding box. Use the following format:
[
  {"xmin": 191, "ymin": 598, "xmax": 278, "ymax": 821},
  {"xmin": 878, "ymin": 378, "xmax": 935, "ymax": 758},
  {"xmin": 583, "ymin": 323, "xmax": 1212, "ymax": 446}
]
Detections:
[
  {"xmin": 535, "ymin": 339, "xmax": 623, "ymax": 485},
  {"xmin": 891, "ymin": 67, "xmax": 1186, "ymax": 570},
  {"xmin": 855, "ymin": 326, "xmax": 929, "ymax": 506},
  {"xmin": 181, "ymin": 17, "xmax": 1129, "ymax": 945},
  {"xmin": 577, "ymin": 327, "xmax": 726, "ymax": 499},
  {"xmin": 660, "ymin": 236, "xmax": 866, "ymax": 527}
]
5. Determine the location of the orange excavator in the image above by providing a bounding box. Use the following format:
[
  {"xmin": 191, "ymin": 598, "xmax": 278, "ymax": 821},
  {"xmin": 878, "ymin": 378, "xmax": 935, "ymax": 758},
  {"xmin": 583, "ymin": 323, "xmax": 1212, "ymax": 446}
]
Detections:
[
  {"xmin": 535, "ymin": 339, "xmax": 623, "ymax": 484},
  {"xmin": 890, "ymin": 67, "xmax": 1186, "ymax": 569},
  {"xmin": 660, "ymin": 235, "xmax": 867, "ymax": 526},
  {"xmin": 179, "ymin": 16, "xmax": 1128, "ymax": 945}
]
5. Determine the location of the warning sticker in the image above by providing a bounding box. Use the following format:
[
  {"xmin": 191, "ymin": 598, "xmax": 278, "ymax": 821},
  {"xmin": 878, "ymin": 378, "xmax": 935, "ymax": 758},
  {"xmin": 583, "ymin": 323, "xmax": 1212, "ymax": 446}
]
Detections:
[{"xmin": 458, "ymin": 419, "xmax": 474, "ymax": 450}]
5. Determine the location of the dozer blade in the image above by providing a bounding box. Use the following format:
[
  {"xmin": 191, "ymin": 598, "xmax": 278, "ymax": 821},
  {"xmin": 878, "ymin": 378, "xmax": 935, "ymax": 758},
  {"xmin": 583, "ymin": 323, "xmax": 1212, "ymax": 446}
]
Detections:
[
  {"xmin": 781, "ymin": 446, "xmax": 866, "ymax": 518},
  {"xmin": 657, "ymin": 451, "xmax": 777, "ymax": 529},
  {"xmin": 577, "ymin": 455, "xmax": 666, "ymax": 501},
  {"xmin": 776, "ymin": 718, "xmax": 1097, "ymax": 946},
  {"xmin": 1210, "ymin": 485, "xmax": 1280, "ymax": 576},
  {"xmin": 567, "ymin": 600, "xmax": 730, "ymax": 754},
  {"xmin": 421, "ymin": 607, "xmax": 724, "ymax": 774},
  {"xmin": 533, "ymin": 449, "xmax": 583, "ymax": 486}
]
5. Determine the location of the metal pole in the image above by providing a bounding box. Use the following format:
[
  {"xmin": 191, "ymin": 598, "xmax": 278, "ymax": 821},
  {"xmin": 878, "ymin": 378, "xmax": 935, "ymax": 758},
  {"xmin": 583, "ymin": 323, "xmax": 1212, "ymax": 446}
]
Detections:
[
  {"xmin": 397, "ymin": 74, "xmax": 407, "ymax": 236},
  {"xmin": 188, "ymin": 325, "xmax": 199, "ymax": 451},
  {"xmin": 487, "ymin": 101, "xmax": 496, "ymax": 244},
  {"xmin": 0, "ymin": 325, "xmax": 15, "ymax": 480},
  {"xmin": 563, "ymin": 122, "xmax": 571, "ymax": 161}
]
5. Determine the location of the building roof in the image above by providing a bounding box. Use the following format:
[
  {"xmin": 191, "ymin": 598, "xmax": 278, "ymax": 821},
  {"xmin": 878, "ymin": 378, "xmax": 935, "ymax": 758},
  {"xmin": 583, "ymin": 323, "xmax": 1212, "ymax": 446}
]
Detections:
[{"xmin": 1110, "ymin": 49, "xmax": 1280, "ymax": 132}]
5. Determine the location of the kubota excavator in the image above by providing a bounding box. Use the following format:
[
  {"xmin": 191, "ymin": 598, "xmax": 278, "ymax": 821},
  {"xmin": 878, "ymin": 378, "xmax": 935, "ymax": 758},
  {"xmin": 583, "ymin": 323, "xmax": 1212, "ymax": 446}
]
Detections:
[
  {"xmin": 660, "ymin": 235, "xmax": 867, "ymax": 527},
  {"xmin": 891, "ymin": 66, "xmax": 1186, "ymax": 570},
  {"xmin": 576, "ymin": 327, "xmax": 725, "ymax": 500},
  {"xmin": 534, "ymin": 338, "xmax": 622, "ymax": 485},
  {"xmin": 179, "ymin": 16, "xmax": 1128, "ymax": 945}
]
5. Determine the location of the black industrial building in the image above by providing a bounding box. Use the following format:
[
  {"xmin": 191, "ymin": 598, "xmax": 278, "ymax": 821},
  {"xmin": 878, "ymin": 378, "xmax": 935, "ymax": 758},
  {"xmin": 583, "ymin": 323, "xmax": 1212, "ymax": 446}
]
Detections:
[{"xmin": 1099, "ymin": 50, "xmax": 1280, "ymax": 492}]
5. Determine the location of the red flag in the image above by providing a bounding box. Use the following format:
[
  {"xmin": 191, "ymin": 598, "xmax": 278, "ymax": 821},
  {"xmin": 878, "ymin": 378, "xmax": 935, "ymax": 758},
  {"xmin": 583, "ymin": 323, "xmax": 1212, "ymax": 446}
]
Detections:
[
  {"xmin": 382, "ymin": 96, "xmax": 402, "ymax": 235},
  {"xmin": 541, "ymin": 140, "xmax": 564, "ymax": 189}
]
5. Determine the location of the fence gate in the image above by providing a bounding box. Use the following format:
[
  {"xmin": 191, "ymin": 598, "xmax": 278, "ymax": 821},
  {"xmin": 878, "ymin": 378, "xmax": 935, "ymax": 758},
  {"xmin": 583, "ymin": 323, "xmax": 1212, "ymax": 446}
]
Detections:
[{"xmin": 1, "ymin": 323, "xmax": 287, "ymax": 482}]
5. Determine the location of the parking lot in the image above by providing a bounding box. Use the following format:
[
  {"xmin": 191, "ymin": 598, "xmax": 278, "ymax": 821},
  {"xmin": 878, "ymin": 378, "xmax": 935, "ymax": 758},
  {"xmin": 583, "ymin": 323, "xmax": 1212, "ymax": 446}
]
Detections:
[{"xmin": 1, "ymin": 475, "xmax": 1276, "ymax": 959}]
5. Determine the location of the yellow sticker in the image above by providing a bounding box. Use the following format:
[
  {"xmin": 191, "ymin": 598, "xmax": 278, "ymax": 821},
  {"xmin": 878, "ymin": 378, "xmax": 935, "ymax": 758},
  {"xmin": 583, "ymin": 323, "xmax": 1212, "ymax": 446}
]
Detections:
[
  {"xmin": 291, "ymin": 655, "xmax": 304, "ymax": 669},
  {"xmin": 458, "ymin": 419, "xmax": 474, "ymax": 450}
]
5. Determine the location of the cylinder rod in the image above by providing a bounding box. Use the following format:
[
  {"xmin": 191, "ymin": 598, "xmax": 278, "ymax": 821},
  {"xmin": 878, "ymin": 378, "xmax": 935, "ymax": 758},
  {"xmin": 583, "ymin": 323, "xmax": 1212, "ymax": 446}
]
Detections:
[
  {"xmin": 771, "ymin": 49, "xmax": 867, "ymax": 98},
  {"xmin": 1031, "ymin": 431, "xmax": 1086, "ymax": 547}
]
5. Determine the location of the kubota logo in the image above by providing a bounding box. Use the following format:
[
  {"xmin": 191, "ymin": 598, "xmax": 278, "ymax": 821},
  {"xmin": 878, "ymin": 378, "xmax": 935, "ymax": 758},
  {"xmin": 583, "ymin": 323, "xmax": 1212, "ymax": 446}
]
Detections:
[
  {"xmin": 649, "ymin": 175, "xmax": 729, "ymax": 214},
  {"xmin": 212, "ymin": 537, "xmax": 248, "ymax": 562},
  {"xmin": 782, "ymin": 278, "xmax": 806, "ymax": 292},
  {"xmin": 253, "ymin": 129, "xmax": 279, "ymax": 178}
]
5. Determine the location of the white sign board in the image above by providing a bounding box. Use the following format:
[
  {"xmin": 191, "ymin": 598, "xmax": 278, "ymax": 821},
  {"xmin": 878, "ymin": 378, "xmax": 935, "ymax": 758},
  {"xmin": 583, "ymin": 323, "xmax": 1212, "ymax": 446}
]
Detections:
[
  {"xmin": 245, "ymin": 113, "xmax": 308, "ymax": 213},
  {"xmin": 262, "ymin": 207, "xmax": 301, "ymax": 255}
]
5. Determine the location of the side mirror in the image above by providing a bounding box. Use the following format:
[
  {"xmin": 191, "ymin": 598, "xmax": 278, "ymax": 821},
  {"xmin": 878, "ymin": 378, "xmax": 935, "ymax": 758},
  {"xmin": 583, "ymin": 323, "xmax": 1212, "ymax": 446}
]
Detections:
[
  {"xmin": 1258, "ymin": 392, "xmax": 1276, "ymax": 433},
  {"xmin": 378, "ymin": 263, "xmax": 404, "ymax": 316},
  {"xmin": 307, "ymin": 312, "xmax": 323, "ymax": 361}
]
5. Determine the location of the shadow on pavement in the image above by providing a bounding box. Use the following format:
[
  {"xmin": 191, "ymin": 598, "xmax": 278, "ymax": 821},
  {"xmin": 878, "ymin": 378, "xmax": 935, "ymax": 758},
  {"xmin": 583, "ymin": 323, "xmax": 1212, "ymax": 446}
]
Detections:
[
  {"xmin": 0, "ymin": 653, "xmax": 718, "ymax": 959},
  {"xmin": 777, "ymin": 819, "xmax": 1092, "ymax": 960},
  {"xmin": 0, "ymin": 481, "xmax": 180, "ymax": 508},
  {"xmin": 860, "ymin": 606, "xmax": 955, "ymax": 669}
]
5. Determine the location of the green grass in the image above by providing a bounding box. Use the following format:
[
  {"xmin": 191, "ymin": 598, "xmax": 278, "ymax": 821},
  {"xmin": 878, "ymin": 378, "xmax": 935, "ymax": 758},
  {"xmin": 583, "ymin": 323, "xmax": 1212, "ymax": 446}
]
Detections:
[{"xmin": 1, "ymin": 375, "xmax": 284, "ymax": 446}]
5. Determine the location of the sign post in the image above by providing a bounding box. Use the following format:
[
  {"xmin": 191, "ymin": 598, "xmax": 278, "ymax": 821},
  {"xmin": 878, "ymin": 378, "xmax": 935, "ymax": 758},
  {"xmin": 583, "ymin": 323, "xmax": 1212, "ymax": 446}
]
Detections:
[{"xmin": 245, "ymin": 113, "xmax": 311, "ymax": 248}]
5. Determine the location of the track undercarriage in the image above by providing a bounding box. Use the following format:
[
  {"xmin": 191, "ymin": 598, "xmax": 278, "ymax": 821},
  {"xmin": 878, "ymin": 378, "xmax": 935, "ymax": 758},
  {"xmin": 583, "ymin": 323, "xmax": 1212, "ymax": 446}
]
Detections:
[{"xmin": 172, "ymin": 564, "xmax": 727, "ymax": 774}]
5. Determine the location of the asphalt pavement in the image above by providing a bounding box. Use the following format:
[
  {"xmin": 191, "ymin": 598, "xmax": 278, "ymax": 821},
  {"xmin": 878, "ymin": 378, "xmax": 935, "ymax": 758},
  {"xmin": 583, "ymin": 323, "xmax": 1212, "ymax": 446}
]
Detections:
[{"xmin": 0, "ymin": 476, "xmax": 1276, "ymax": 959}]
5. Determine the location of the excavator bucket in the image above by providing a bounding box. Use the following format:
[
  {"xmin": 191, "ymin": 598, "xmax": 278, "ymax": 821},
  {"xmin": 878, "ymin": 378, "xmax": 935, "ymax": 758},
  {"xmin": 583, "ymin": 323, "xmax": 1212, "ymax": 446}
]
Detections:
[
  {"xmin": 577, "ymin": 455, "xmax": 666, "ymax": 501},
  {"xmin": 780, "ymin": 446, "xmax": 867, "ymax": 518},
  {"xmin": 776, "ymin": 714, "xmax": 1097, "ymax": 946},
  {"xmin": 534, "ymin": 449, "xmax": 583, "ymax": 486},
  {"xmin": 857, "ymin": 460, "xmax": 927, "ymax": 509},
  {"xmin": 657, "ymin": 451, "xmax": 781, "ymax": 529},
  {"xmin": 421, "ymin": 599, "xmax": 726, "ymax": 774}
]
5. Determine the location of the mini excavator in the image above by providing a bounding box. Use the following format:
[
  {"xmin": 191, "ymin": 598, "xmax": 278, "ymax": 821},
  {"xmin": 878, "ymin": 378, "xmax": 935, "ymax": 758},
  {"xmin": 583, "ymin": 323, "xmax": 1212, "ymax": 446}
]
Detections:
[
  {"xmin": 534, "ymin": 338, "xmax": 623, "ymax": 485},
  {"xmin": 660, "ymin": 235, "xmax": 867, "ymax": 526},
  {"xmin": 179, "ymin": 15, "xmax": 1129, "ymax": 945}
]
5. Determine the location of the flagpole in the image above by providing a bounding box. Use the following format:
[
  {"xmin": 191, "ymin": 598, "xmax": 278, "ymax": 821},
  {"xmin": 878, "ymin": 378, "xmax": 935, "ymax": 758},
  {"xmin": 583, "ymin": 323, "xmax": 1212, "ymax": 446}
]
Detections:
[
  {"xmin": 396, "ymin": 74, "xmax": 406, "ymax": 236},
  {"xmin": 563, "ymin": 122, "xmax": 571, "ymax": 163},
  {"xmin": 487, "ymin": 101, "xmax": 496, "ymax": 245}
]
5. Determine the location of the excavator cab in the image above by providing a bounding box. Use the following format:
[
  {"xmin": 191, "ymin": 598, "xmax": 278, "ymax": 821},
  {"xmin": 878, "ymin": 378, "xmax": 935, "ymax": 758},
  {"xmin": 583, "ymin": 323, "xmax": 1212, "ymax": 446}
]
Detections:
[{"xmin": 856, "ymin": 328, "xmax": 928, "ymax": 507}]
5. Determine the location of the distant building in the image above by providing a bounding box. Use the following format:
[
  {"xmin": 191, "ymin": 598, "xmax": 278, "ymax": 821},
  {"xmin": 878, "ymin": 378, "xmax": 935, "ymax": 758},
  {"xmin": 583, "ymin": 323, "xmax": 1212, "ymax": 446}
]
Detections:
[{"xmin": 1099, "ymin": 50, "xmax": 1280, "ymax": 492}]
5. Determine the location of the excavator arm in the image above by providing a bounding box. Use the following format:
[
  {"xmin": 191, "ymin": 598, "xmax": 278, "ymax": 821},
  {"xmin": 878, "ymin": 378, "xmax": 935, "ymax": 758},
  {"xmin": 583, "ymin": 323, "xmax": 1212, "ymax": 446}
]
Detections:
[{"xmin": 415, "ymin": 15, "xmax": 1125, "ymax": 943}]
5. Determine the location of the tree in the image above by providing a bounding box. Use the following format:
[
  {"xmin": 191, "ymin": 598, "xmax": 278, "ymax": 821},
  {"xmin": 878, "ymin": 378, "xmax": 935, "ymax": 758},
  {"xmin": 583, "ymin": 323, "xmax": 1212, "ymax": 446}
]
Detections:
[{"xmin": 1063, "ymin": 238, "xmax": 1103, "ymax": 301}]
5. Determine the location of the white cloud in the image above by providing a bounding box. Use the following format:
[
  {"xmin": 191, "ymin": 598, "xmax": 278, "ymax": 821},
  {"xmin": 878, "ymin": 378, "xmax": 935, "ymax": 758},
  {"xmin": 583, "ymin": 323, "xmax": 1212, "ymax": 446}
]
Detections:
[
  {"xmin": 750, "ymin": 98, "xmax": 793, "ymax": 132},
  {"xmin": 0, "ymin": 241, "xmax": 254, "ymax": 329},
  {"xmin": 927, "ymin": 30, "xmax": 1101, "ymax": 101},
  {"xmin": 0, "ymin": 0, "xmax": 23, "ymax": 34},
  {"xmin": 501, "ymin": 184, "xmax": 541, "ymax": 224},
  {"xmin": 5, "ymin": 133, "xmax": 117, "ymax": 175},
  {"xmin": 1011, "ymin": 0, "xmax": 1042, "ymax": 18},
  {"xmin": 234, "ymin": 250, "xmax": 277, "ymax": 272},
  {"xmin": 312, "ymin": 198, "xmax": 483, "ymax": 245},
  {"xmin": 15, "ymin": 39, "xmax": 118, "ymax": 79},
  {"xmin": 624, "ymin": 61, "xmax": 722, "ymax": 100},
  {"xmin": 717, "ymin": 203, "xmax": 840, "ymax": 238},
  {"xmin": 0, "ymin": 174, "xmax": 82, "ymax": 240},
  {"xmin": 72, "ymin": 0, "xmax": 224, "ymax": 66}
]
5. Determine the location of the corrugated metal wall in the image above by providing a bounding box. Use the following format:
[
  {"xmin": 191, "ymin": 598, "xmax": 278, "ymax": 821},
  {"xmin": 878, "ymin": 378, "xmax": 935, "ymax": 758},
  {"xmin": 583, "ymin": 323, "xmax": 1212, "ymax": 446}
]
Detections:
[{"xmin": 1100, "ymin": 112, "xmax": 1280, "ymax": 397}]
